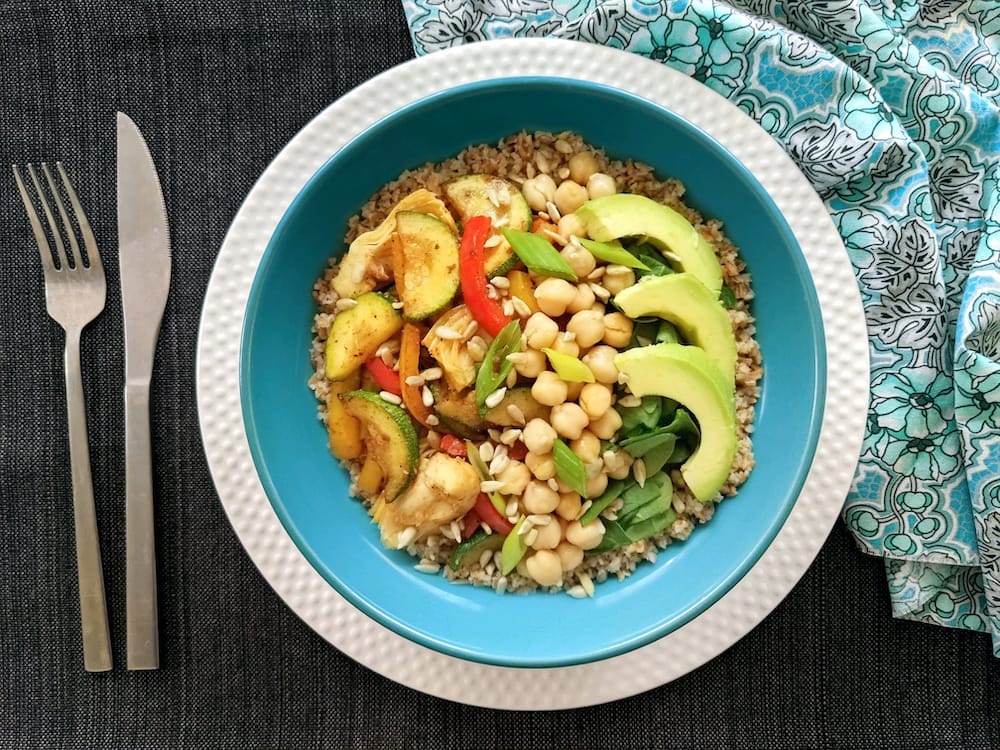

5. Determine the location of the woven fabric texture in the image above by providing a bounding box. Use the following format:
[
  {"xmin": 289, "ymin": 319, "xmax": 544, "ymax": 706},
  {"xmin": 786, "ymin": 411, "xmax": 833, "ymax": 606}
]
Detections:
[{"xmin": 0, "ymin": 1, "xmax": 997, "ymax": 748}]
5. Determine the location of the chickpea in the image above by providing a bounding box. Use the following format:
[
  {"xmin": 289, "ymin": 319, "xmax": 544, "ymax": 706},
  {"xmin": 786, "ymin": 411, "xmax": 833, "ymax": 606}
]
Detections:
[
  {"xmin": 553, "ymin": 180, "xmax": 589, "ymax": 216},
  {"xmin": 565, "ymin": 380, "xmax": 584, "ymax": 401},
  {"xmin": 604, "ymin": 449, "xmax": 633, "ymax": 480},
  {"xmin": 557, "ymin": 212, "xmax": 586, "ymax": 241},
  {"xmin": 531, "ymin": 370, "xmax": 568, "ymax": 407},
  {"xmin": 566, "ymin": 283, "xmax": 596, "ymax": 314},
  {"xmin": 579, "ymin": 382, "xmax": 613, "ymax": 421},
  {"xmin": 550, "ymin": 402, "xmax": 590, "ymax": 440},
  {"xmin": 516, "ymin": 557, "xmax": 531, "ymax": 578},
  {"xmin": 525, "ymin": 549, "xmax": 564, "ymax": 586},
  {"xmin": 534, "ymin": 278, "xmax": 576, "ymax": 317},
  {"xmin": 586, "ymin": 172, "xmax": 617, "ymax": 199},
  {"xmin": 523, "ymin": 480, "xmax": 561, "ymax": 514},
  {"xmin": 567, "ymin": 309, "xmax": 606, "ymax": 349},
  {"xmin": 568, "ymin": 152, "xmax": 600, "ymax": 184},
  {"xmin": 585, "ymin": 471, "xmax": 609, "ymax": 498},
  {"xmin": 560, "ymin": 241, "xmax": 596, "ymax": 278},
  {"xmin": 525, "ymin": 450, "xmax": 556, "ymax": 481},
  {"xmin": 522, "ymin": 174, "xmax": 557, "ymax": 212},
  {"xmin": 497, "ymin": 460, "xmax": 531, "ymax": 496},
  {"xmin": 565, "ymin": 518, "xmax": 606, "ymax": 550},
  {"xmin": 589, "ymin": 405, "xmax": 623, "ymax": 440},
  {"xmin": 512, "ymin": 348, "xmax": 546, "ymax": 379},
  {"xmin": 550, "ymin": 334, "xmax": 580, "ymax": 358},
  {"xmin": 571, "ymin": 430, "xmax": 601, "ymax": 464},
  {"xmin": 603, "ymin": 312, "xmax": 634, "ymax": 348},
  {"xmin": 602, "ymin": 265, "xmax": 636, "ymax": 295},
  {"xmin": 530, "ymin": 517, "xmax": 562, "ymax": 550},
  {"xmin": 582, "ymin": 345, "xmax": 619, "ymax": 384},
  {"xmin": 555, "ymin": 541, "xmax": 585, "ymax": 572},
  {"xmin": 523, "ymin": 312, "xmax": 559, "ymax": 350},
  {"xmin": 522, "ymin": 418, "xmax": 557, "ymax": 454},
  {"xmin": 555, "ymin": 491, "xmax": 582, "ymax": 521}
]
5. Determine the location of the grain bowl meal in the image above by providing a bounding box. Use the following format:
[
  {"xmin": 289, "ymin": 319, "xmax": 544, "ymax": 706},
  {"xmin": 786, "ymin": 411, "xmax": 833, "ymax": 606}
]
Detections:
[{"xmin": 309, "ymin": 132, "xmax": 762, "ymax": 597}]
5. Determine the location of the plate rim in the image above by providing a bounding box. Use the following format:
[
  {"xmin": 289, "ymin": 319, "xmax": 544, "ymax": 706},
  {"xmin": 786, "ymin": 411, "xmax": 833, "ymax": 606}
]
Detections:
[{"xmin": 196, "ymin": 37, "xmax": 869, "ymax": 709}]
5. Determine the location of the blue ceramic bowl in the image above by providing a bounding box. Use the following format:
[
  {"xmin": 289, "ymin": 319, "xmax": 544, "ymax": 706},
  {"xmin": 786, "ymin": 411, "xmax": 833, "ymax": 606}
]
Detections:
[{"xmin": 240, "ymin": 77, "xmax": 825, "ymax": 667}]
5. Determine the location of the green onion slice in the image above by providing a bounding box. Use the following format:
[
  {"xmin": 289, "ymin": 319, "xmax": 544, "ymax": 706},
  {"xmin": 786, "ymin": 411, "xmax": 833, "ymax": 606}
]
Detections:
[
  {"xmin": 500, "ymin": 516, "xmax": 529, "ymax": 574},
  {"xmin": 577, "ymin": 238, "xmax": 650, "ymax": 270},
  {"xmin": 475, "ymin": 320, "xmax": 521, "ymax": 414},
  {"xmin": 552, "ymin": 437, "xmax": 588, "ymax": 498},
  {"xmin": 466, "ymin": 439, "xmax": 507, "ymax": 514},
  {"xmin": 501, "ymin": 228, "xmax": 578, "ymax": 281},
  {"xmin": 541, "ymin": 348, "xmax": 595, "ymax": 383}
]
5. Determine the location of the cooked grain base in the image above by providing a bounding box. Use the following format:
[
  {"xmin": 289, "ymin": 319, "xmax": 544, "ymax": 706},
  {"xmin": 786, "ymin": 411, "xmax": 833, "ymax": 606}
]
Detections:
[{"xmin": 309, "ymin": 131, "xmax": 763, "ymax": 595}]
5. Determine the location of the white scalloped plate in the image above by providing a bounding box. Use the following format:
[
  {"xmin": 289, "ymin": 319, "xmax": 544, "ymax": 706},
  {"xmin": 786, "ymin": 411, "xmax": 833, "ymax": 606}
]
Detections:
[{"xmin": 197, "ymin": 39, "xmax": 868, "ymax": 709}]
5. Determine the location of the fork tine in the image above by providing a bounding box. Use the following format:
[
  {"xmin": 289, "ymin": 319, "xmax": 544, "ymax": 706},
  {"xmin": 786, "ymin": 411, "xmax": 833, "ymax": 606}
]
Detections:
[
  {"xmin": 27, "ymin": 163, "xmax": 71, "ymax": 270},
  {"xmin": 42, "ymin": 163, "xmax": 84, "ymax": 268},
  {"xmin": 56, "ymin": 162, "xmax": 101, "ymax": 272},
  {"xmin": 12, "ymin": 164, "xmax": 58, "ymax": 273}
]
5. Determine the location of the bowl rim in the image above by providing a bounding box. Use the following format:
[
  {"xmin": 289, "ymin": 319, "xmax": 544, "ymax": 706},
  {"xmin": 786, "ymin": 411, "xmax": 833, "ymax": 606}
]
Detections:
[
  {"xmin": 238, "ymin": 75, "xmax": 827, "ymax": 667},
  {"xmin": 196, "ymin": 37, "xmax": 868, "ymax": 708}
]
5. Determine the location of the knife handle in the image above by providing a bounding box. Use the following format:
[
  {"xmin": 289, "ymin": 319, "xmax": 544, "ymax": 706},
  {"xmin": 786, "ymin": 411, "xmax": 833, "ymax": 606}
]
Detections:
[{"xmin": 125, "ymin": 381, "xmax": 159, "ymax": 670}]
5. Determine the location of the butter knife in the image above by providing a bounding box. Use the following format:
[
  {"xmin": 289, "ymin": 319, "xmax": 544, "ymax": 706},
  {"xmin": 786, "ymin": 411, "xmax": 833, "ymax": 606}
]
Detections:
[{"xmin": 117, "ymin": 112, "xmax": 171, "ymax": 670}]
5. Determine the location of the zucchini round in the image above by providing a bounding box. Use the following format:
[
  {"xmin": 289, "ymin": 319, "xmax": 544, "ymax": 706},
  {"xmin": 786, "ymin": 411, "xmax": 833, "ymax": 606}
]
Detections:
[
  {"xmin": 443, "ymin": 174, "xmax": 531, "ymax": 276},
  {"xmin": 339, "ymin": 390, "xmax": 420, "ymax": 501}
]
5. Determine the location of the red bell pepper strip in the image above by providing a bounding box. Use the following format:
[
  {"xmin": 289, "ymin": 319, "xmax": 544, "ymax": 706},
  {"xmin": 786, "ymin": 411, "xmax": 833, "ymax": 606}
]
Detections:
[
  {"xmin": 461, "ymin": 509, "xmax": 481, "ymax": 539},
  {"xmin": 474, "ymin": 492, "xmax": 514, "ymax": 535},
  {"xmin": 364, "ymin": 357, "xmax": 401, "ymax": 396},
  {"xmin": 439, "ymin": 433, "xmax": 467, "ymax": 457},
  {"xmin": 459, "ymin": 215, "xmax": 512, "ymax": 338},
  {"xmin": 506, "ymin": 442, "xmax": 528, "ymax": 461}
]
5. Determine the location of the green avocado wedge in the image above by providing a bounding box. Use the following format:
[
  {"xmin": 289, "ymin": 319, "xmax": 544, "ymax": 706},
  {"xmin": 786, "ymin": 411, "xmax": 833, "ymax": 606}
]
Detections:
[
  {"xmin": 615, "ymin": 343, "xmax": 737, "ymax": 502},
  {"xmin": 614, "ymin": 274, "xmax": 737, "ymax": 389},
  {"xmin": 577, "ymin": 194, "xmax": 723, "ymax": 296}
]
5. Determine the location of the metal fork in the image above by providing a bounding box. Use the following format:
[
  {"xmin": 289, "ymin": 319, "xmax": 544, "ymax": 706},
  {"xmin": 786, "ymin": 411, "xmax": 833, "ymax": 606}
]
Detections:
[{"xmin": 13, "ymin": 162, "xmax": 113, "ymax": 672}]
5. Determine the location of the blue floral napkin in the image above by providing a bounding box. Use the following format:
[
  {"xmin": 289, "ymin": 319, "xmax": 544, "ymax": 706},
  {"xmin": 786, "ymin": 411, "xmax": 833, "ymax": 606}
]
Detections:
[{"xmin": 400, "ymin": 0, "xmax": 1000, "ymax": 654}]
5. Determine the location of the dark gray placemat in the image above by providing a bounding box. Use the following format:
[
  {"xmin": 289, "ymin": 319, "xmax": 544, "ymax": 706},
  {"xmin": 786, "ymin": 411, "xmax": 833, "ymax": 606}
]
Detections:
[{"xmin": 0, "ymin": 2, "xmax": 997, "ymax": 748}]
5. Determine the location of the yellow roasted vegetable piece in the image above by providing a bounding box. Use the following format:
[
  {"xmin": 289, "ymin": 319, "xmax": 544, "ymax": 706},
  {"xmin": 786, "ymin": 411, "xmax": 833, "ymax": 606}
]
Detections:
[
  {"xmin": 331, "ymin": 189, "xmax": 458, "ymax": 299},
  {"xmin": 507, "ymin": 269, "xmax": 540, "ymax": 315},
  {"xmin": 356, "ymin": 455, "xmax": 384, "ymax": 499},
  {"xmin": 325, "ymin": 371, "xmax": 362, "ymax": 460}
]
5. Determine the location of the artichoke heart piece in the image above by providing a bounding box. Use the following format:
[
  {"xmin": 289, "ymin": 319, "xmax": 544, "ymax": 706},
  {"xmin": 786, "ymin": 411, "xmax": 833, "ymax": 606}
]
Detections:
[
  {"xmin": 422, "ymin": 304, "xmax": 482, "ymax": 391},
  {"xmin": 378, "ymin": 453, "xmax": 481, "ymax": 548},
  {"xmin": 331, "ymin": 189, "xmax": 458, "ymax": 299}
]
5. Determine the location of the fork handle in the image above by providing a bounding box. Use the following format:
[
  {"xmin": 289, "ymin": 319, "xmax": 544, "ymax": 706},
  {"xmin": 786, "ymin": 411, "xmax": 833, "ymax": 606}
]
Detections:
[
  {"xmin": 125, "ymin": 381, "xmax": 159, "ymax": 670},
  {"xmin": 64, "ymin": 327, "xmax": 113, "ymax": 672}
]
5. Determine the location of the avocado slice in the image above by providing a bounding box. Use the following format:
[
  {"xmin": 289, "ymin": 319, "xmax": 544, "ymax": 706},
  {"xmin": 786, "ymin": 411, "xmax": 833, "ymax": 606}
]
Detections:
[
  {"xmin": 614, "ymin": 274, "xmax": 737, "ymax": 389},
  {"xmin": 614, "ymin": 343, "xmax": 736, "ymax": 502},
  {"xmin": 577, "ymin": 194, "xmax": 723, "ymax": 296}
]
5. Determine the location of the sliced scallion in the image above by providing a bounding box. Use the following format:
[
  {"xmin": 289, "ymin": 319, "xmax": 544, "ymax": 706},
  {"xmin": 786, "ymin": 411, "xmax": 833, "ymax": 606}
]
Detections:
[
  {"xmin": 500, "ymin": 228, "xmax": 578, "ymax": 281},
  {"xmin": 577, "ymin": 237, "xmax": 650, "ymax": 270},
  {"xmin": 552, "ymin": 437, "xmax": 588, "ymax": 498},
  {"xmin": 541, "ymin": 347, "xmax": 595, "ymax": 383},
  {"xmin": 500, "ymin": 516, "xmax": 529, "ymax": 574},
  {"xmin": 474, "ymin": 320, "xmax": 521, "ymax": 414},
  {"xmin": 466, "ymin": 439, "xmax": 507, "ymax": 514}
]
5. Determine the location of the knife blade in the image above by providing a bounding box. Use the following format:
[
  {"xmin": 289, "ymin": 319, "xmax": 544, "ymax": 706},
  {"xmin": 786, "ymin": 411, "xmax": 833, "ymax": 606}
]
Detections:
[{"xmin": 117, "ymin": 111, "xmax": 171, "ymax": 670}]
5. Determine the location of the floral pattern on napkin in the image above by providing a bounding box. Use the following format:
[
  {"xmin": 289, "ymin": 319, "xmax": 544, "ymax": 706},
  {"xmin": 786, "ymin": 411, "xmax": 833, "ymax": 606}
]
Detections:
[{"xmin": 400, "ymin": 0, "xmax": 1000, "ymax": 653}]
